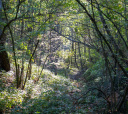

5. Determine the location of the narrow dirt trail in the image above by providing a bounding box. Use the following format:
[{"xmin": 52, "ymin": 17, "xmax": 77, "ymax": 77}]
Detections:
[
  {"xmin": 69, "ymin": 70, "xmax": 81, "ymax": 80},
  {"xmin": 68, "ymin": 69, "xmax": 84, "ymax": 89}
]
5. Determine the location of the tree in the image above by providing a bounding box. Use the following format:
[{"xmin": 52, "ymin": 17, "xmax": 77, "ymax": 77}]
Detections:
[
  {"xmin": 75, "ymin": 0, "xmax": 128, "ymax": 112},
  {"xmin": 0, "ymin": 0, "xmax": 10, "ymax": 72}
]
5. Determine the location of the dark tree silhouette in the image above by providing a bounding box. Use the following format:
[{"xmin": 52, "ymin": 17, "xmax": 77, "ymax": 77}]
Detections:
[{"xmin": 0, "ymin": 0, "xmax": 10, "ymax": 72}]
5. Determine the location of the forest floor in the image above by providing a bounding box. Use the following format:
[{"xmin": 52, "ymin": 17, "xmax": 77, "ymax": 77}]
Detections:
[
  {"xmin": 0, "ymin": 64, "xmax": 90, "ymax": 114},
  {"xmin": 1, "ymin": 60, "xmax": 127, "ymax": 113},
  {"xmin": 0, "ymin": 62, "xmax": 106, "ymax": 114}
]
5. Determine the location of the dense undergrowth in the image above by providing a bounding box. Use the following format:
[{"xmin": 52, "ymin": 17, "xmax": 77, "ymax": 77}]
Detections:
[
  {"xmin": 0, "ymin": 59, "xmax": 127, "ymax": 114},
  {"xmin": 0, "ymin": 62, "xmax": 86, "ymax": 114}
]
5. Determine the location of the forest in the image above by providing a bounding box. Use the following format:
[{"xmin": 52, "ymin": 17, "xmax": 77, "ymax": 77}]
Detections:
[{"xmin": 0, "ymin": 0, "xmax": 128, "ymax": 113}]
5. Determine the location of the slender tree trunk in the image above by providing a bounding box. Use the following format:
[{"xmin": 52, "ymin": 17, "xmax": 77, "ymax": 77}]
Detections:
[
  {"xmin": 74, "ymin": 42, "xmax": 79, "ymax": 68},
  {"xmin": 71, "ymin": 28, "xmax": 74, "ymax": 66},
  {"xmin": 78, "ymin": 42, "xmax": 83, "ymax": 70}
]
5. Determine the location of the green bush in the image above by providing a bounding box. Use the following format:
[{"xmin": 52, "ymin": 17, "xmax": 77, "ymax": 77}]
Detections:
[{"xmin": 82, "ymin": 58, "xmax": 105, "ymax": 83}]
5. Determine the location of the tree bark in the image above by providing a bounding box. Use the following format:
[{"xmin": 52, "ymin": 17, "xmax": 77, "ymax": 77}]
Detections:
[{"xmin": 0, "ymin": 0, "xmax": 10, "ymax": 72}]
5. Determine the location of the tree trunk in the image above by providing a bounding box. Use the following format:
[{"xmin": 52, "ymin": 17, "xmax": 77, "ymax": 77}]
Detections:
[
  {"xmin": 78, "ymin": 42, "xmax": 83, "ymax": 70},
  {"xmin": 0, "ymin": 44, "xmax": 10, "ymax": 71},
  {"xmin": 0, "ymin": 0, "xmax": 10, "ymax": 72},
  {"xmin": 74, "ymin": 42, "xmax": 79, "ymax": 68}
]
